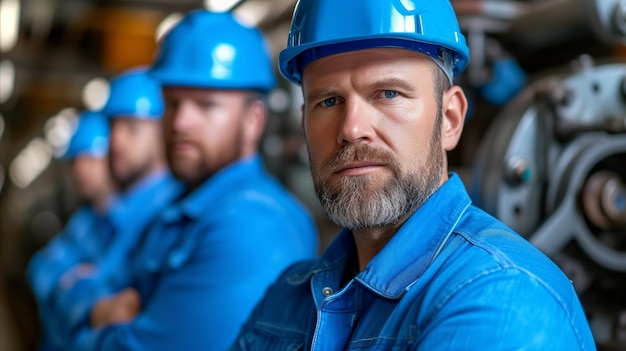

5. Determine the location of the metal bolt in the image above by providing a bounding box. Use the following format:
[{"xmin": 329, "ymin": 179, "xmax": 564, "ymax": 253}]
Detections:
[
  {"xmin": 612, "ymin": 0, "xmax": 626, "ymax": 35},
  {"xmin": 582, "ymin": 171, "xmax": 626, "ymax": 228},
  {"xmin": 505, "ymin": 156, "xmax": 532, "ymax": 185},
  {"xmin": 601, "ymin": 176, "xmax": 626, "ymax": 225}
]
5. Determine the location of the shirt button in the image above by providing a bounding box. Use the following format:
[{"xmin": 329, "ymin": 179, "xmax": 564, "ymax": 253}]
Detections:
[{"xmin": 322, "ymin": 287, "xmax": 333, "ymax": 296}]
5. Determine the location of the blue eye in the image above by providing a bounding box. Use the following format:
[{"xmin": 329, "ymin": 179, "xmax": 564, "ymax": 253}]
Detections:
[
  {"xmin": 322, "ymin": 97, "xmax": 337, "ymax": 107},
  {"xmin": 383, "ymin": 90, "xmax": 398, "ymax": 98},
  {"xmin": 198, "ymin": 101, "xmax": 215, "ymax": 109}
]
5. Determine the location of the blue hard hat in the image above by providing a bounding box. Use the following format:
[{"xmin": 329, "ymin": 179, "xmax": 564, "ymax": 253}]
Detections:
[
  {"xmin": 279, "ymin": 0, "xmax": 470, "ymax": 85},
  {"xmin": 102, "ymin": 67, "xmax": 164, "ymax": 120},
  {"xmin": 62, "ymin": 111, "xmax": 109, "ymax": 160},
  {"xmin": 150, "ymin": 10, "xmax": 276, "ymax": 92}
]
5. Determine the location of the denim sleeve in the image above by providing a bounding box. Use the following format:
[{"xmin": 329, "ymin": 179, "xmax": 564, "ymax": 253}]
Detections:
[
  {"xmin": 54, "ymin": 276, "xmax": 117, "ymax": 349},
  {"xmin": 27, "ymin": 214, "xmax": 93, "ymax": 349},
  {"xmin": 53, "ymin": 230, "xmax": 136, "ymax": 347},
  {"xmin": 73, "ymin": 201, "xmax": 317, "ymax": 351},
  {"xmin": 27, "ymin": 220, "xmax": 86, "ymax": 303},
  {"xmin": 413, "ymin": 268, "xmax": 596, "ymax": 351}
]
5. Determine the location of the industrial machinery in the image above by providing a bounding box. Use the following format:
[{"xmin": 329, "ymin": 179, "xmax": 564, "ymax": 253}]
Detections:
[
  {"xmin": 465, "ymin": 1, "xmax": 626, "ymax": 348},
  {"xmin": 471, "ymin": 57, "xmax": 626, "ymax": 348}
]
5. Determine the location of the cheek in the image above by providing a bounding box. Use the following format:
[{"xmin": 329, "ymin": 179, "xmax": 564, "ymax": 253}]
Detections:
[
  {"xmin": 163, "ymin": 121, "xmax": 174, "ymax": 140},
  {"xmin": 145, "ymin": 128, "xmax": 163, "ymax": 150},
  {"xmin": 109, "ymin": 134, "xmax": 122, "ymax": 152},
  {"xmin": 92, "ymin": 159, "xmax": 107, "ymax": 173},
  {"xmin": 382, "ymin": 123, "xmax": 430, "ymax": 169},
  {"xmin": 72, "ymin": 167, "xmax": 85, "ymax": 183},
  {"xmin": 75, "ymin": 164, "xmax": 97, "ymax": 187},
  {"xmin": 196, "ymin": 121, "xmax": 217, "ymax": 148},
  {"xmin": 304, "ymin": 137, "xmax": 330, "ymax": 169},
  {"xmin": 194, "ymin": 120, "xmax": 225, "ymax": 157},
  {"xmin": 305, "ymin": 119, "xmax": 337, "ymax": 156},
  {"xmin": 134, "ymin": 128, "xmax": 157, "ymax": 150},
  {"xmin": 112, "ymin": 128, "xmax": 134, "ymax": 153}
]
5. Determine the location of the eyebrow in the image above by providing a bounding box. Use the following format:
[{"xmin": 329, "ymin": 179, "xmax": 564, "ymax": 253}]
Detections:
[
  {"xmin": 367, "ymin": 77, "xmax": 415, "ymax": 92},
  {"xmin": 305, "ymin": 87, "xmax": 339, "ymax": 104},
  {"xmin": 305, "ymin": 77, "xmax": 416, "ymax": 103}
]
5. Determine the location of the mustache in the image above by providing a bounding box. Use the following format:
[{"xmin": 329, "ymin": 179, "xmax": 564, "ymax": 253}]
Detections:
[
  {"xmin": 167, "ymin": 132, "xmax": 198, "ymax": 147},
  {"xmin": 108, "ymin": 148, "xmax": 125, "ymax": 161},
  {"xmin": 323, "ymin": 143, "xmax": 398, "ymax": 170}
]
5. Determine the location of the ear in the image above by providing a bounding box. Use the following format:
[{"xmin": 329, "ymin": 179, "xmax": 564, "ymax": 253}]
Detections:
[
  {"xmin": 300, "ymin": 103, "xmax": 306, "ymax": 138},
  {"xmin": 441, "ymin": 85, "xmax": 467, "ymax": 151},
  {"xmin": 242, "ymin": 100, "xmax": 266, "ymax": 154}
]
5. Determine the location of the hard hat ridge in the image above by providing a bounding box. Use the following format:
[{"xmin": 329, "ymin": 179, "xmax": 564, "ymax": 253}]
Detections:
[
  {"xmin": 62, "ymin": 111, "xmax": 109, "ymax": 160},
  {"xmin": 101, "ymin": 67, "xmax": 164, "ymax": 120},
  {"xmin": 279, "ymin": 0, "xmax": 470, "ymax": 85},
  {"xmin": 149, "ymin": 10, "xmax": 276, "ymax": 92}
]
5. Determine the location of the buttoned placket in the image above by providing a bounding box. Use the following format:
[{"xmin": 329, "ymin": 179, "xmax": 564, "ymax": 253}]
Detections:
[{"xmin": 310, "ymin": 272, "xmax": 362, "ymax": 351}]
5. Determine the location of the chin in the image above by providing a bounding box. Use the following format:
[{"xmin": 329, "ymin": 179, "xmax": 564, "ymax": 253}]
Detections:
[{"xmin": 171, "ymin": 166, "xmax": 198, "ymax": 184}]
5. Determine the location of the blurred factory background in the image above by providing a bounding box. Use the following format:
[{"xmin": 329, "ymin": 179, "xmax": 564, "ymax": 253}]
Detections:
[{"xmin": 0, "ymin": 0, "xmax": 624, "ymax": 350}]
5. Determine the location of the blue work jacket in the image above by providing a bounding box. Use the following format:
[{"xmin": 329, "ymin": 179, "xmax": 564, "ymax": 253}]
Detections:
[
  {"xmin": 27, "ymin": 204, "xmax": 111, "ymax": 350},
  {"xmin": 231, "ymin": 173, "xmax": 597, "ymax": 351},
  {"xmin": 28, "ymin": 169, "xmax": 184, "ymax": 350},
  {"xmin": 72, "ymin": 155, "xmax": 319, "ymax": 351}
]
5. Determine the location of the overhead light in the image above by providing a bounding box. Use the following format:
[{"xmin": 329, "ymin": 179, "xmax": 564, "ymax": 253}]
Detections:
[
  {"xmin": 268, "ymin": 88, "xmax": 290, "ymax": 114},
  {"xmin": 44, "ymin": 108, "xmax": 78, "ymax": 158},
  {"xmin": 0, "ymin": 0, "xmax": 20, "ymax": 52},
  {"xmin": 0, "ymin": 59, "xmax": 15, "ymax": 104},
  {"xmin": 205, "ymin": 0, "xmax": 242, "ymax": 12},
  {"xmin": 0, "ymin": 113, "xmax": 5, "ymax": 192},
  {"xmin": 156, "ymin": 12, "xmax": 183, "ymax": 42},
  {"xmin": 233, "ymin": 1, "xmax": 271, "ymax": 27},
  {"xmin": 0, "ymin": 113, "xmax": 4, "ymax": 140},
  {"xmin": 9, "ymin": 137, "xmax": 52, "ymax": 189},
  {"xmin": 82, "ymin": 77, "xmax": 110, "ymax": 111},
  {"xmin": 0, "ymin": 164, "xmax": 5, "ymax": 194}
]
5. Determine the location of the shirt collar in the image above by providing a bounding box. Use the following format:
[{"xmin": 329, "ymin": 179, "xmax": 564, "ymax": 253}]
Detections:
[
  {"xmin": 311, "ymin": 173, "xmax": 472, "ymax": 298},
  {"xmin": 108, "ymin": 169, "xmax": 180, "ymax": 228},
  {"xmin": 178, "ymin": 154, "xmax": 264, "ymax": 219}
]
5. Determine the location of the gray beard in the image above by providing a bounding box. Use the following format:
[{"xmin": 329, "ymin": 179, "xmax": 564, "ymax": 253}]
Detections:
[{"xmin": 312, "ymin": 115, "xmax": 443, "ymax": 230}]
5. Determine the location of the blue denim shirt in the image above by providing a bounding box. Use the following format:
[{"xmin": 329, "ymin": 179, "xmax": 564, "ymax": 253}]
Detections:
[
  {"xmin": 71, "ymin": 155, "xmax": 319, "ymax": 351},
  {"xmin": 28, "ymin": 170, "xmax": 184, "ymax": 351},
  {"xmin": 27, "ymin": 205, "xmax": 110, "ymax": 350},
  {"xmin": 231, "ymin": 173, "xmax": 596, "ymax": 350}
]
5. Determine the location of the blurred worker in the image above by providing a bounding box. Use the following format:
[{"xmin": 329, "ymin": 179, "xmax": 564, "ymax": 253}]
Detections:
[
  {"xmin": 68, "ymin": 10, "xmax": 319, "ymax": 351},
  {"xmin": 27, "ymin": 111, "xmax": 115, "ymax": 350},
  {"xmin": 30, "ymin": 67, "xmax": 184, "ymax": 350},
  {"xmin": 231, "ymin": 1, "xmax": 596, "ymax": 350},
  {"xmin": 80, "ymin": 66, "xmax": 184, "ymax": 290}
]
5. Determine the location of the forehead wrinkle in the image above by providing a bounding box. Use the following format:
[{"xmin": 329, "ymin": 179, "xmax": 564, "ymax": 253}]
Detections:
[
  {"xmin": 364, "ymin": 77, "xmax": 416, "ymax": 93},
  {"xmin": 303, "ymin": 53, "xmax": 429, "ymax": 104},
  {"xmin": 305, "ymin": 76, "xmax": 416, "ymax": 103},
  {"xmin": 305, "ymin": 86, "xmax": 340, "ymax": 104}
]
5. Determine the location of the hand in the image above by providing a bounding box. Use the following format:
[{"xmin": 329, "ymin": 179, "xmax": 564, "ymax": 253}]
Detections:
[
  {"xmin": 90, "ymin": 288, "xmax": 142, "ymax": 328},
  {"xmin": 59, "ymin": 263, "xmax": 96, "ymax": 291}
]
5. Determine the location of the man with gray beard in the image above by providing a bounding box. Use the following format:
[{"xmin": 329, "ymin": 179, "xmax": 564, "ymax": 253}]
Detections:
[
  {"xmin": 314, "ymin": 115, "xmax": 443, "ymax": 232},
  {"xmin": 230, "ymin": 0, "xmax": 596, "ymax": 350}
]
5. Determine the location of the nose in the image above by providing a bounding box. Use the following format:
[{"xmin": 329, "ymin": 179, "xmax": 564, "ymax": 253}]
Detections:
[
  {"xmin": 337, "ymin": 97, "xmax": 375, "ymax": 145},
  {"xmin": 167, "ymin": 100, "xmax": 194, "ymax": 132},
  {"xmin": 108, "ymin": 121, "xmax": 126, "ymax": 152}
]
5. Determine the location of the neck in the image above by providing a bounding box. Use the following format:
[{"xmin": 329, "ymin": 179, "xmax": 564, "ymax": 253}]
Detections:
[
  {"xmin": 120, "ymin": 159, "xmax": 167, "ymax": 192},
  {"xmin": 351, "ymin": 214, "xmax": 409, "ymax": 271},
  {"xmin": 148, "ymin": 157, "xmax": 167, "ymax": 178},
  {"xmin": 91, "ymin": 186, "xmax": 114, "ymax": 214}
]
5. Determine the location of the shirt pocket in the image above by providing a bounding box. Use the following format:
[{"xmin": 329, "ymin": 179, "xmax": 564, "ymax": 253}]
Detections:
[
  {"xmin": 348, "ymin": 336, "xmax": 415, "ymax": 350},
  {"xmin": 234, "ymin": 322, "xmax": 307, "ymax": 351}
]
